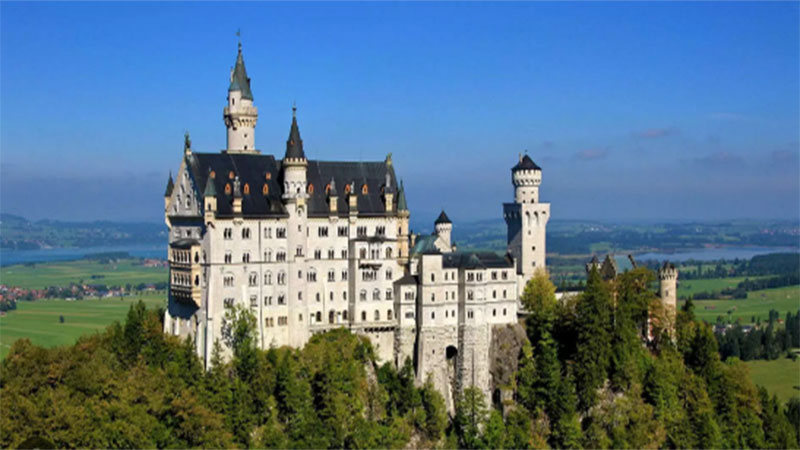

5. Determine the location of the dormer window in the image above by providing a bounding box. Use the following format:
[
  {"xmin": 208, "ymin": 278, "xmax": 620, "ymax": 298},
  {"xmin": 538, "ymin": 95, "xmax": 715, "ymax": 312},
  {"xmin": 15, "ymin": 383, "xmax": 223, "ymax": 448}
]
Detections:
[
  {"xmin": 265, "ymin": 172, "xmax": 272, "ymax": 180},
  {"xmin": 262, "ymin": 184, "xmax": 269, "ymax": 195},
  {"xmin": 308, "ymin": 184, "xmax": 314, "ymax": 194},
  {"xmin": 210, "ymin": 170, "xmax": 216, "ymax": 179},
  {"xmin": 225, "ymin": 183, "xmax": 232, "ymax": 195},
  {"xmin": 228, "ymin": 171, "xmax": 235, "ymax": 180},
  {"xmin": 362, "ymin": 184, "xmax": 368, "ymax": 195},
  {"xmin": 243, "ymin": 183, "xmax": 250, "ymax": 195},
  {"xmin": 325, "ymin": 183, "xmax": 331, "ymax": 194},
  {"xmin": 344, "ymin": 184, "xmax": 351, "ymax": 194}
]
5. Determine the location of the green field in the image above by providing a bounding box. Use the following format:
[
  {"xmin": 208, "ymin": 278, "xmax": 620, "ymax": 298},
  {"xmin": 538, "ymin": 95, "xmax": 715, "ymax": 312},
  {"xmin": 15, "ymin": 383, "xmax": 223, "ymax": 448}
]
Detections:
[
  {"xmin": 745, "ymin": 357, "xmax": 800, "ymax": 404},
  {"xmin": 677, "ymin": 276, "xmax": 771, "ymax": 298},
  {"xmin": 0, "ymin": 293, "xmax": 166, "ymax": 359},
  {"xmin": 687, "ymin": 285, "xmax": 800, "ymax": 324},
  {"xmin": 0, "ymin": 259, "xmax": 167, "ymax": 289}
]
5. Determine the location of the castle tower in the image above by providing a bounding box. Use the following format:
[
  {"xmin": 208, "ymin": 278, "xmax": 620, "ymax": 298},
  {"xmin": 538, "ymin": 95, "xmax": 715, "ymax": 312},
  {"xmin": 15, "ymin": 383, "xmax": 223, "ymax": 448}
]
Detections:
[
  {"xmin": 504, "ymin": 154, "xmax": 550, "ymax": 281},
  {"xmin": 434, "ymin": 210, "xmax": 452, "ymax": 252},
  {"xmin": 223, "ymin": 42, "xmax": 259, "ymax": 154},
  {"xmin": 658, "ymin": 262, "xmax": 678, "ymax": 322},
  {"xmin": 281, "ymin": 105, "xmax": 309, "ymax": 347}
]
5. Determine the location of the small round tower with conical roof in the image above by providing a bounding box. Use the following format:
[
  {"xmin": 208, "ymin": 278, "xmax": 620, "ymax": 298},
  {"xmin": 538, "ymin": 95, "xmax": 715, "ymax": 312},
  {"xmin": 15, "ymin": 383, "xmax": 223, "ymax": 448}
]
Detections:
[{"xmin": 224, "ymin": 42, "xmax": 259, "ymax": 153}]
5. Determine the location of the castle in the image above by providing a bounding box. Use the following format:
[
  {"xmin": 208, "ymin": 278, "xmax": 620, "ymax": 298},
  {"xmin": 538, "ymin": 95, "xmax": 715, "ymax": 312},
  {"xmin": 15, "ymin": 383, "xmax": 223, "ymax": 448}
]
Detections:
[{"xmin": 162, "ymin": 43, "xmax": 549, "ymax": 408}]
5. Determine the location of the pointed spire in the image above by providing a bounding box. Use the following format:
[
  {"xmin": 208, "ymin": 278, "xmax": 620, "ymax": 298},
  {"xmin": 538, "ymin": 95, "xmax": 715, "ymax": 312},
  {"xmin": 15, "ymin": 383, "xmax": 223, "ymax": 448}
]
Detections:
[
  {"xmin": 435, "ymin": 210, "xmax": 451, "ymax": 225},
  {"xmin": 164, "ymin": 172, "xmax": 174, "ymax": 197},
  {"xmin": 228, "ymin": 41, "xmax": 253, "ymax": 100},
  {"xmin": 285, "ymin": 104, "xmax": 305, "ymax": 159},
  {"xmin": 397, "ymin": 180, "xmax": 408, "ymax": 211}
]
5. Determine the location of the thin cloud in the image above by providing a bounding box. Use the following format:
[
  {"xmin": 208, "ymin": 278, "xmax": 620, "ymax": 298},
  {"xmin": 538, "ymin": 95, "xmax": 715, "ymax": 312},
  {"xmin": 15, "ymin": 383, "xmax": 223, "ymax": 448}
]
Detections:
[
  {"xmin": 632, "ymin": 127, "xmax": 678, "ymax": 139},
  {"xmin": 691, "ymin": 151, "xmax": 745, "ymax": 168},
  {"xmin": 573, "ymin": 148, "xmax": 609, "ymax": 161}
]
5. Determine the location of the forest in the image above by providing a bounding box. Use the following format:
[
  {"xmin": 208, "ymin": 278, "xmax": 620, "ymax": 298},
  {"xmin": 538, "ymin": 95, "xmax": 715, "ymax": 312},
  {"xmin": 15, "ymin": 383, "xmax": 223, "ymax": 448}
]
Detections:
[{"xmin": 1, "ymin": 266, "xmax": 799, "ymax": 449}]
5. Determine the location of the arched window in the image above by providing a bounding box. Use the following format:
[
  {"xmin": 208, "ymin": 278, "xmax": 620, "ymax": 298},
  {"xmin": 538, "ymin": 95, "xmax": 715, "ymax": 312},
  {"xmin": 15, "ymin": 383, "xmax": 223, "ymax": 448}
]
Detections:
[
  {"xmin": 360, "ymin": 290, "xmax": 367, "ymax": 301},
  {"xmin": 316, "ymin": 312, "xmax": 322, "ymax": 323},
  {"xmin": 343, "ymin": 310, "xmax": 348, "ymax": 320},
  {"xmin": 209, "ymin": 170, "xmax": 216, "ymax": 179},
  {"xmin": 225, "ymin": 183, "xmax": 232, "ymax": 195},
  {"xmin": 262, "ymin": 183, "xmax": 269, "ymax": 195},
  {"xmin": 344, "ymin": 184, "xmax": 351, "ymax": 194},
  {"xmin": 228, "ymin": 171, "xmax": 235, "ymax": 180},
  {"xmin": 329, "ymin": 310, "xmax": 335, "ymax": 324},
  {"xmin": 325, "ymin": 183, "xmax": 331, "ymax": 194},
  {"xmin": 308, "ymin": 184, "xmax": 314, "ymax": 194},
  {"xmin": 385, "ymin": 247, "xmax": 392, "ymax": 259},
  {"xmin": 264, "ymin": 271, "xmax": 272, "ymax": 285},
  {"xmin": 362, "ymin": 184, "xmax": 368, "ymax": 194},
  {"xmin": 373, "ymin": 289, "xmax": 380, "ymax": 301},
  {"xmin": 374, "ymin": 310, "xmax": 380, "ymax": 320},
  {"xmin": 361, "ymin": 311, "xmax": 367, "ymax": 322},
  {"xmin": 243, "ymin": 183, "xmax": 250, "ymax": 195},
  {"xmin": 387, "ymin": 309, "xmax": 393, "ymax": 320}
]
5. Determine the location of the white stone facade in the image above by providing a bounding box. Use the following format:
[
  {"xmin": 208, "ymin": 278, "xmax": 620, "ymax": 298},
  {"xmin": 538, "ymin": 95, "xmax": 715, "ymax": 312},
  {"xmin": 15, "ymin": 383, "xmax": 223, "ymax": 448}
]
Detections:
[{"xmin": 163, "ymin": 45, "xmax": 549, "ymax": 409}]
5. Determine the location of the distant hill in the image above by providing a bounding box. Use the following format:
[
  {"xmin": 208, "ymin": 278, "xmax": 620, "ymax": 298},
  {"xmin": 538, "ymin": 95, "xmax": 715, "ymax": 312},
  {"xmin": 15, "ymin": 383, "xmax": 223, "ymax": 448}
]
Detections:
[{"xmin": 0, "ymin": 214, "xmax": 166, "ymax": 250}]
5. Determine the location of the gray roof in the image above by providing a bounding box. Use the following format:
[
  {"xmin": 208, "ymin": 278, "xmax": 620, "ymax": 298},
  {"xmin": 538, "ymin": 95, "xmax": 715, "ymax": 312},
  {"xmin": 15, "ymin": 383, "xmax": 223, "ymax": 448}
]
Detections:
[
  {"xmin": 171, "ymin": 238, "xmax": 200, "ymax": 249},
  {"xmin": 443, "ymin": 252, "xmax": 514, "ymax": 269},
  {"xmin": 411, "ymin": 234, "xmax": 439, "ymax": 255},
  {"xmin": 395, "ymin": 274, "xmax": 419, "ymax": 286},
  {"xmin": 186, "ymin": 152, "xmax": 398, "ymax": 218},
  {"xmin": 397, "ymin": 180, "xmax": 408, "ymax": 211},
  {"xmin": 285, "ymin": 107, "xmax": 305, "ymax": 160},
  {"xmin": 435, "ymin": 210, "xmax": 451, "ymax": 225},
  {"xmin": 228, "ymin": 44, "xmax": 253, "ymax": 100},
  {"xmin": 512, "ymin": 154, "xmax": 541, "ymax": 172}
]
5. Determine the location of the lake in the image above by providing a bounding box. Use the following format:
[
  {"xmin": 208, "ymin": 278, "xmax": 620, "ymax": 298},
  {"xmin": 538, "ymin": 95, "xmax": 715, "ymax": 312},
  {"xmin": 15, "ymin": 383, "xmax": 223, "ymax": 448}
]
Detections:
[
  {"xmin": 0, "ymin": 244, "xmax": 165, "ymax": 266},
  {"xmin": 634, "ymin": 246, "xmax": 798, "ymax": 263}
]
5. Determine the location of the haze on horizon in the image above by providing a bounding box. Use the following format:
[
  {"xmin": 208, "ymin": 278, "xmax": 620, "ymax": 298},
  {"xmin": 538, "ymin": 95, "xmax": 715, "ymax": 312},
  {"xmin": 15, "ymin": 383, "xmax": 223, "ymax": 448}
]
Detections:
[{"xmin": 1, "ymin": 2, "xmax": 798, "ymax": 226}]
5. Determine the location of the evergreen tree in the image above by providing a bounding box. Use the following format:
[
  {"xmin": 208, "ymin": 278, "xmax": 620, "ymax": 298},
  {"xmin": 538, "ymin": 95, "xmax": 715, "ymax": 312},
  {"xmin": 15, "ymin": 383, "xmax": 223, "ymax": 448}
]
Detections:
[
  {"xmin": 454, "ymin": 386, "xmax": 489, "ymax": 449},
  {"xmin": 574, "ymin": 266, "xmax": 613, "ymax": 411}
]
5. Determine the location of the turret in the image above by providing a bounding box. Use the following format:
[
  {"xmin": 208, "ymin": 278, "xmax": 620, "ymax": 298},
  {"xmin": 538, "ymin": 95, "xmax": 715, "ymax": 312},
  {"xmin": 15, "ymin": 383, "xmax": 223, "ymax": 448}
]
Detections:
[
  {"xmin": 397, "ymin": 180, "xmax": 410, "ymax": 264},
  {"xmin": 281, "ymin": 105, "xmax": 308, "ymax": 204},
  {"xmin": 658, "ymin": 262, "xmax": 678, "ymax": 315},
  {"xmin": 223, "ymin": 42, "xmax": 259, "ymax": 154},
  {"xmin": 512, "ymin": 153, "xmax": 542, "ymax": 204},
  {"xmin": 434, "ymin": 210, "xmax": 452, "ymax": 250}
]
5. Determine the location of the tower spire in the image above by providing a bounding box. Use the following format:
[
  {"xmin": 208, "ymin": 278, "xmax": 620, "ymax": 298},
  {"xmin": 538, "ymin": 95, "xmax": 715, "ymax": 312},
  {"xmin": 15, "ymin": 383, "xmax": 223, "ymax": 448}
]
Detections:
[{"xmin": 285, "ymin": 104, "xmax": 305, "ymax": 160}]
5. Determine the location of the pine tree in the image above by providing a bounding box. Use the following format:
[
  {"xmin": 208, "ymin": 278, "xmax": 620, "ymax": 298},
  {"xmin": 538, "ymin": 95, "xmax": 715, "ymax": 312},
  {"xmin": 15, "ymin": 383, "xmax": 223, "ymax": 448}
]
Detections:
[{"xmin": 574, "ymin": 266, "xmax": 613, "ymax": 411}]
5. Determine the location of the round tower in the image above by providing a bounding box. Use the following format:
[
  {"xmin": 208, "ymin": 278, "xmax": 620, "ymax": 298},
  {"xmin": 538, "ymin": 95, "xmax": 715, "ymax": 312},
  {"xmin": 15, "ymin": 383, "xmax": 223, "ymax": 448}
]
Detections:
[
  {"xmin": 658, "ymin": 262, "xmax": 678, "ymax": 313},
  {"xmin": 434, "ymin": 210, "xmax": 452, "ymax": 250},
  {"xmin": 512, "ymin": 154, "xmax": 542, "ymax": 204},
  {"xmin": 223, "ymin": 42, "xmax": 259, "ymax": 153}
]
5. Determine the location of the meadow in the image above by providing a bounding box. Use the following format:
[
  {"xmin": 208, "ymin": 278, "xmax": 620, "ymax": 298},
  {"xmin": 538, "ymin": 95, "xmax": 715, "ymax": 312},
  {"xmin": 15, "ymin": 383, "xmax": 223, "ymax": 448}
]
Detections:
[
  {"xmin": 677, "ymin": 276, "xmax": 764, "ymax": 298},
  {"xmin": 0, "ymin": 258, "xmax": 167, "ymax": 289},
  {"xmin": 0, "ymin": 293, "xmax": 165, "ymax": 359},
  {"xmin": 745, "ymin": 357, "xmax": 800, "ymax": 404},
  {"xmin": 686, "ymin": 285, "xmax": 800, "ymax": 324}
]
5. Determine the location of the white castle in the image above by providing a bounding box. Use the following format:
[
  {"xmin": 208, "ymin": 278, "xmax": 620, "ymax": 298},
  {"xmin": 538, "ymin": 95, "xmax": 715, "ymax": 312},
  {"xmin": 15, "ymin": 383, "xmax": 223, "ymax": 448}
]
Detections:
[{"xmin": 163, "ymin": 43, "xmax": 549, "ymax": 408}]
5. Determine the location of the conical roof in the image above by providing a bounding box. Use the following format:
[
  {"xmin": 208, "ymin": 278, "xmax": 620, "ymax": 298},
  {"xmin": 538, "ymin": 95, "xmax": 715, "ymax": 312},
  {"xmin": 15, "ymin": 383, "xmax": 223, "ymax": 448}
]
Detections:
[
  {"xmin": 397, "ymin": 180, "xmax": 408, "ymax": 211},
  {"xmin": 512, "ymin": 154, "xmax": 541, "ymax": 172},
  {"xmin": 285, "ymin": 106, "xmax": 305, "ymax": 159},
  {"xmin": 203, "ymin": 177, "xmax": 217, "ymax": 197},
  {"xmin": 228, "ymin": 43, "xmax": 253, "ymax": 100},
  {"xmin": 435, "ymin": 210, "xmax": 451, "ymax": 225}
]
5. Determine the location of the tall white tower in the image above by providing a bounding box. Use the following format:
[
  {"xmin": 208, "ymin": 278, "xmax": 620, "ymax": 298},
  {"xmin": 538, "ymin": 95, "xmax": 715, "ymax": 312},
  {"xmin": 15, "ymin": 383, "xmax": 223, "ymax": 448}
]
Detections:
[
  {"xmin": 223, "ymin": 42, "xmax": 259, "ymax": 153},
  {"xmin": 504, "ymin": 154, "xmax": 550, "ymax": 281}
]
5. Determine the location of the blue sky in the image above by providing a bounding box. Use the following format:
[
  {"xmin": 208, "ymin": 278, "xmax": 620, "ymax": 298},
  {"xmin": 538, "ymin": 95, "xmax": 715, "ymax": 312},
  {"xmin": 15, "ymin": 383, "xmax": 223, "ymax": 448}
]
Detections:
[{"xmin": 1, "ymin": 2, "xmax": 798, "ymax": 225}]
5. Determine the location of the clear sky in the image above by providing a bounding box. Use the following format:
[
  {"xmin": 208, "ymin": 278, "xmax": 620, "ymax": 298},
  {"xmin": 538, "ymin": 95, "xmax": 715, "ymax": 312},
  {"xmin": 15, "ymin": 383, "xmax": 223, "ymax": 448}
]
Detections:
[{"xmin": 1, "ymin": 2, "xmax": 798, "ymax": 225}]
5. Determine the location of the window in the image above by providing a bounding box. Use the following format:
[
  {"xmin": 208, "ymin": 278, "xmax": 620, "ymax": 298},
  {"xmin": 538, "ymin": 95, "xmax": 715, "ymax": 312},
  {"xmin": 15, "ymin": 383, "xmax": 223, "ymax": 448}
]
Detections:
[
  {"xmin": 298, "ymin": 270, "xmax": 303, "ymax": 279},
  {"xmin": 360, "ymin": 290, "xmax": 367, "ymax": 301},
  {"xmin": 404, "ymin": 291, "xmax": 414, "ymax": 300},
  {"xmin": 374, "ymin": 310, "xmax": 380, "ymax": 320},
  {"xmin": 431, "ymin": 312, "xmax": 435, "ymax": 319},
  {"xmin": 242, "ymin": 252, "xmax": 250, "ymax": 263},
  {"xmin": 264, "ymin": 296, "xmax": 272, "ymax": 306},
  {"xmin": 338, "ymin": 226, "xmax": 348, "ymax": 237},
  {"xmin": 359, "ymin": 248, "xmax": 367, "ymax": 259},
  {"xmin": 502, "ymin": 271, "xmax": 508, "ymax": 280},
  {"xmin": 277, "ymin": 272, "xmax": 286, "ymax": 285},
  {"xmin": 362, "ymin": 184, "xmax": 368, "ymax": 194},
  {"xmin": 376, "ymin": 226, "xmax": 385, "ymax": 236},
  {"xmin": 278, "ymin": 294, "xmax": 286, "ymax": 305},
  {"xmin": 242, "ymin": 228, "xmax": 251, "ymax": 239},
  {"xmin": 503, "ymin": 290, "xmax": 507, "ymax": 299},
  {"xmin": 278, "ymin": 316, "xmax": 288, "ymax": 326},
  {"xmin": 468, "ymin": 290, "xmax": 474, "ymax": 300},
  {"xmin": 343, "ymin": 310, "xmax": 348, "ymax": 320},
  {"xmin": 342, "ymin": 291, "xmax": 347, "ymax": 301},
  {"xmin": 328, "ymin": 270, "xmax": 335, "ymax": 282},
  {"xmin": 328, "ymin": 292, "xmax": 333, "ymax": 301},
  {"xmin": 386, "ymin": 289, "xmax": 393, "ymax": 301},
  {"xmin": 316, "ymin": 312, "xmax": 322, "ymax": 323},
  {"xmin": 223, "ymin": 274, "xmax": 234, "ymax": 287},
  {"xmin": 249, "ymin": 272, "xmax": 258, "ymax": 286},
  {"xmin": 224, "ymin": 298, "xmax": 234, "ymax": 308},
  {"xmin": 318, "ymin": 227, "xmax": 328, "ymax": 237},
  {"xmin": 264, "ymin": 227, "xmax": 272, "ymax": 238},
  {"xmin": 431, "ymin": 273, "xmax": 435, "ymax": 282},
  {"xmin": 431, "ymin": 293, "xmax": 435, "ymax": 302},
  {"xmin": 314, "ymin": 249, "xmax": 321, "ymax": 260},
  {"xmin": 503, "ymin": 308, "xmax": 507, "ymax": 316},
  {"xmin": 405, "ymin": 311, "xmax": 414, "ymax": 319},
  {"xmin": 492, "ymin": 290, "xmax": 497, "ymax": 299},
  {"xmin": 264, "ymin": 249, "xmax": 272, "ymax": 262},
  {"xmin": 224, "ymin": 228, "xmax": 233, "ymax": 239},
  {"xmin": 276, "ymin": 251, "xmax": 286, "ymax": 262},
  {"xmin": 250, "ymin": 295, "xmax": 257, "ymax": 307},
  {"xmin": 341, "ymin": 249, "xmax": 348, "ymax": 259},
  {"xmin": 468, "ymin": 310, "xmax": 474, "ymax": 319},
  {"xmin": 308, "ymin": 184, "xmax": 315, "ymax": 194},
  {"xmin": 296, "ymin": 246, "xmax": 303, "ymax": 257},
  {"xmin": 262, "ymin": 184, "xmax": 269, "ymax": 195},
  {"xmin": 357, "ymin": 226, "xmax": 367, "ymax": 237},
  {"xmin": 373, "ymin": 289, "xmax": 380, "ymax": 301},
  {"xmin": 329, "ymin": 311, "xmax": 335, "ymax": 324},
  {"xmin": 341, "ymin": 270, "xmax": 348, "ymax": 281},
  {"xmin": 491, "ymin": 271, "xmax": 497, "ymax": 280},
  {"xmin": 493, "ymin": 309, "xmax": 497, "ymax": 317},
  {"xmin": 307, "ymin": 270, "xmax": 317, "ymax": 282},
  {"xmin": 225, "ymin": 183, "xmax": 231, "ymax": 195},
  {"xmin": 385, "ymin": 247, "xmax": 392, "ymax": 259},
  {"xmin": 361, "ymin": 311, "xmax": 367, "ymax": 322},
  {"xmin": 276, "ymin": 227, "xmax": 287, "ymax": 238}
]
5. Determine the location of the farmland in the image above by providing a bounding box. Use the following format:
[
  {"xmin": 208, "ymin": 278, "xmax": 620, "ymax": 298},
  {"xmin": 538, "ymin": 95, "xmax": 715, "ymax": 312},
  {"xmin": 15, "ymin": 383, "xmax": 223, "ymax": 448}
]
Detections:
[
  {"xmin": 686, "ymin": 285, "xmax": 800, "ymax": 324},
  {"xmin": 745, "ymin": 357, "xmax": 800, "ymax": 404},
  {"xmin": 0, "ymin": 293, "xmax": 165, "ymax": 359},
  {"xmin": 0, "ymin": 258, "xmax": 167, "ymax": 289}
]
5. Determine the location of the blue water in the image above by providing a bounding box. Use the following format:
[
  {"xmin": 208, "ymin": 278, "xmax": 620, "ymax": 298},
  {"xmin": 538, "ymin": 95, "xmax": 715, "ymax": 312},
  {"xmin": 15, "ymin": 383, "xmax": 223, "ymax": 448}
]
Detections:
[
  {"xmin": 634, "ymin": 246, "xmax": 798, "ymax": 263},
  {"xmin": 0, "ymin": 244, "xmax": 165, "ymax": 266}
]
